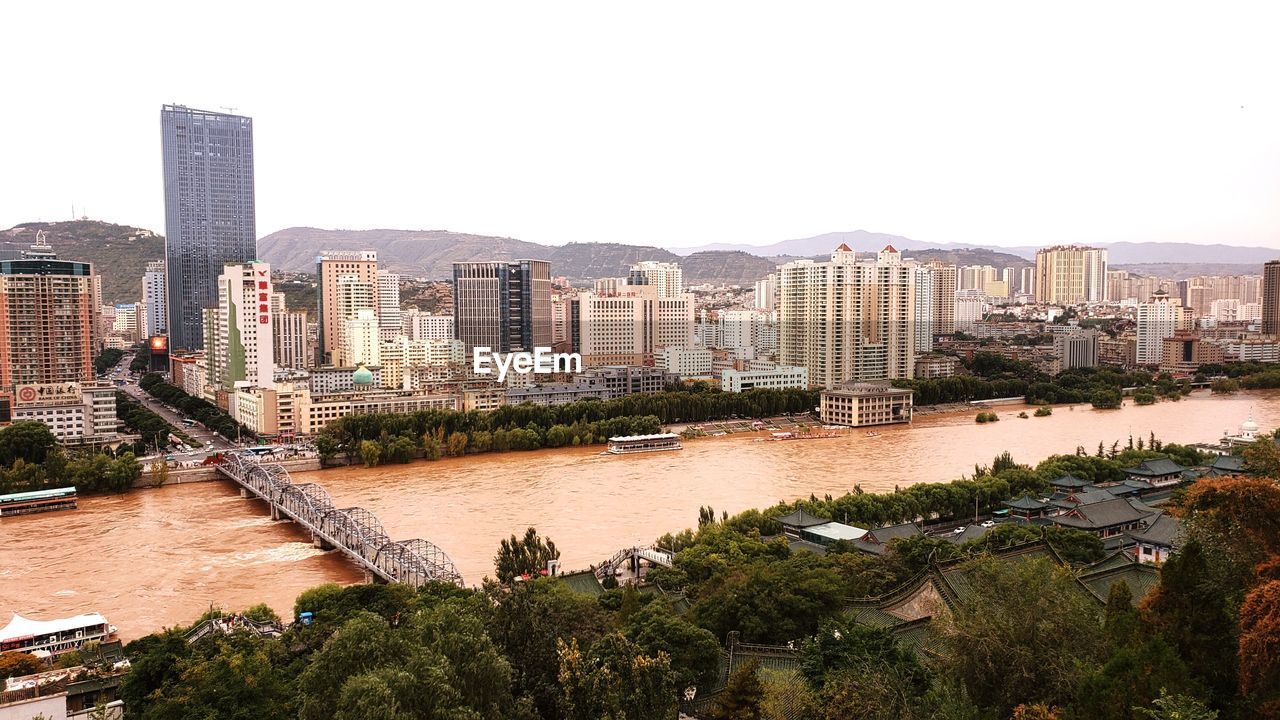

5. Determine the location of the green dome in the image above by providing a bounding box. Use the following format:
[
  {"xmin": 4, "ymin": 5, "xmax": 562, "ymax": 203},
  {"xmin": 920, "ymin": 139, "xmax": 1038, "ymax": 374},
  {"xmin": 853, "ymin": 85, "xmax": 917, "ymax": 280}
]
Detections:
[{"xmin": 353, "ymin": 364, "xmax": 374, "ymax": 386}]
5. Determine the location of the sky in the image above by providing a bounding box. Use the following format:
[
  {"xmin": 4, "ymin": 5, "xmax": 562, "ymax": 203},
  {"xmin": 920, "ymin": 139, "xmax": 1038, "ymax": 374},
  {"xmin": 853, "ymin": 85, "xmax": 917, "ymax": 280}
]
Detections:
[{"xmin": 3, "ymin": 2, "xmax": 1279, "ymax": 250}]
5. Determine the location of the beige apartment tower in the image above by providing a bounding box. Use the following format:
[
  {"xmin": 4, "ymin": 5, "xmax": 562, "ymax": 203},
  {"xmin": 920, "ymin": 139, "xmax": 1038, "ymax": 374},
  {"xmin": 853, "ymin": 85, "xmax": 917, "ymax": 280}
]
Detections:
[{"xmin": 316, "ymin": 250, "xmax": 379, "ymax": 365}]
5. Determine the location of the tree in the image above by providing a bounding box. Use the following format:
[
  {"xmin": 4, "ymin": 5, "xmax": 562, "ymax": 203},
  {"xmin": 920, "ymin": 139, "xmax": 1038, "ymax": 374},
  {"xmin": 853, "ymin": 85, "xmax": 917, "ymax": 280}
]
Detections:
[
  {"xmin": 487, "ymin": 578, "xmax": 611, "ymax": 720},
  {"xmin": 146, "ymin": 459, "xmax": 169, "ymax": 488},
  {"xmin": 446, "ymin": 431, "xmax": 469, "ymax": 456},
  {"xmin": 1134, "ymin": 689, "xmax": 1218, "ymax": 720},
  {"xmin": 0, "ymin": 421, "xmax": 58, "ymax": 465},
  {"xmin": 358, "ymin": 439, "xmax": 381, "ymax": 468},
  {"xmin": 937, "ymin": 556, "xmax": 1104, "ymax": 712},
  {"xmin": 1140, "ymin": 540, "xmax": 1239, "ymax": 708},
  {"xmin": 1091, "ymin": 388, "xmax": 1123, "ymax": 409},
  {"xmin": 0, "ymin": 651, "xmax": 40, "ymax": 679},
  {"xmin": 557, "ymin": 634, "xmax": 676, "ymax": 720},
  {"xmin": 1238, "ymin": 576, "xmax": 1280, "ymax": 708},
  {"xmin": 494, "ymin": 527, "xmax": 561, "ymax": 583},
  {"xmin": 1242, "ymin": 439, "xmax": 1280, "ymax": 478},
  {"xmin": 712, "ymin": 658, "xmax": 765, "ymax": 720},
  {"xmin": 624, "ymin": 601, "xmax": 721, "ymax": 690},
  {"xmin": 761, "ymin": 671, "xmax": 818, "ymax": 720}
]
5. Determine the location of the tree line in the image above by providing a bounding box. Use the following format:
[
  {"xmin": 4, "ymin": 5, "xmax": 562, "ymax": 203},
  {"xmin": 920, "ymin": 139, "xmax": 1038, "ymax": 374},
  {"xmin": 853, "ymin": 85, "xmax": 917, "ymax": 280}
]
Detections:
[
  {"xmin": 138, "ymin": 373, "xmax": 252, "ymax": 443},
  {"xmin": 0, "ymin": 421, "xmax": 140, "ymax": 495},
  {"xmin": 316, "ymin": 386, "xmax": 818, "ymax": 467}
]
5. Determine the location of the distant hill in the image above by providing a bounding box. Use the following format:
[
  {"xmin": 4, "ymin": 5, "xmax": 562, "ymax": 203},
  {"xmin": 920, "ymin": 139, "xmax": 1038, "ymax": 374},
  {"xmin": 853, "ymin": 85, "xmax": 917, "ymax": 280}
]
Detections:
[
  {"xmin": 0, "ymin": 220, "xmax": 164, "ymax": 305},
  {"xmin": 673, "ymin": 232, "xmax": 1280, "ymax": 266},
  {"xmin": 1113, "ymin": 263, "xmax": 1264, "ymax": 280},
  {"xmin": 258, "ymin": 227, "xmax": 780, "ymax": 286},
  {"xmin": 902, "ymin": 248, "xmax": 1032, "ymax": 270}
]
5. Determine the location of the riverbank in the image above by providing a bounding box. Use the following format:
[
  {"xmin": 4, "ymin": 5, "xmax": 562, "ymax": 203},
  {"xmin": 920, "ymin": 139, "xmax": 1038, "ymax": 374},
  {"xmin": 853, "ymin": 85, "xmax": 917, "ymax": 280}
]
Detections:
[{"xmin": 4, "ymin": 389, "xmax": 1273, "ymax": 641}]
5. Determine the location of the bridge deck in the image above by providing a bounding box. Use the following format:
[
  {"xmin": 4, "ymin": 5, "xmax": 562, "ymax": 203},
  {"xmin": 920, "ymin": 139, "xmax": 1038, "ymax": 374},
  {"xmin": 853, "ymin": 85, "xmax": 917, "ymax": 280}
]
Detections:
[{"xmin": 216, "ymin": 454, "xmax": 464, "ymax": 588}]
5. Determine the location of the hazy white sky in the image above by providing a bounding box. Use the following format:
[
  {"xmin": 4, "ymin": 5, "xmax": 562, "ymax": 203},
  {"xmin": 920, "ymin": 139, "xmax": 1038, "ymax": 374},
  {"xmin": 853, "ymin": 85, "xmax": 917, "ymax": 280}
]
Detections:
[{"xmin": 3, "ymin": 2, "xmax": 1278, "ymax": 249}]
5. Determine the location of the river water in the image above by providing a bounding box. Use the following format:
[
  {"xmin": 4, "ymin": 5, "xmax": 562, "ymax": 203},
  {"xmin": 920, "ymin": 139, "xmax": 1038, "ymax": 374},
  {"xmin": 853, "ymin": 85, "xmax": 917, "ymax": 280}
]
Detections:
[{"xmin": 3, "ymin": 391, "xmax": 1276, "ymax": 640}]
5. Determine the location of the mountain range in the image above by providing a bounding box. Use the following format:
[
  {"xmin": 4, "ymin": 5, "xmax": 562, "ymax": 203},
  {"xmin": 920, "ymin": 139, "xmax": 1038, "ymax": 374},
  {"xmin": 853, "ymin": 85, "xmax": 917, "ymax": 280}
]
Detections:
[
  {"xmin": 6, "ymin": 220, "xmax": 1277, "ymax": 304},
  {"xmin": 669, "ymin": 232, "xmax": 1280, "ymax": 265}
]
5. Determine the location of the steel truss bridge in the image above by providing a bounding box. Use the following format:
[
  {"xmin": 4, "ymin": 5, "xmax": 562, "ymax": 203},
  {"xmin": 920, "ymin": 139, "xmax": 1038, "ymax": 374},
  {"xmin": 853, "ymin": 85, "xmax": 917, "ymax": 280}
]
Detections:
[{"xmin": 217, "ymin": 454, "xmax": 464, "ymax": 587}]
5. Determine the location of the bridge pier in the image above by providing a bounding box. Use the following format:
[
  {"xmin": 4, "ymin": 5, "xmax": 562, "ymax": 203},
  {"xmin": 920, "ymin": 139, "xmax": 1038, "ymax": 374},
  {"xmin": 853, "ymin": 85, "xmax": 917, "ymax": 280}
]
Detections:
[
  {"xmin": 270, "ymin": 505, "xmax": 285, "ymax": 522},
  {"xmin": 364, "ymin": 569, "xmax": 388, "ymax": 585},
  {"xmin": 312, "ymin": 534, "xmax": 334, "ymax": 551},
  {"xmin": 239, "ymin": 487, "xmax": 250, "ymax": 499}
]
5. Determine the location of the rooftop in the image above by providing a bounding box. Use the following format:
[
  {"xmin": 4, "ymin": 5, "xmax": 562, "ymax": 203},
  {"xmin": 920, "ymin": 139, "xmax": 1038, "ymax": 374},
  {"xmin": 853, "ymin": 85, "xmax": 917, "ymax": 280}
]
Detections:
[{"xmin": 1123, "ymin": 458, "xmax": 1188, "ymax": 477}]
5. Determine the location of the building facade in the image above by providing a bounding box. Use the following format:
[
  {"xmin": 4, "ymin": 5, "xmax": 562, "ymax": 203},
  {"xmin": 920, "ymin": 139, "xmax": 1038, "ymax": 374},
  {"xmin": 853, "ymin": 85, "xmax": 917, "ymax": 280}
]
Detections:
[
  {"xmin": 1034, "ymin": 245, "xmax": 1108, "ymax": 304},
  {"xmin": 452, "ymin": 260, "xmax": 552, "ymax": 352},
  {"xmin": 206, "ymin": 262, "xmax": 274, "ymax": 391},
  {"xmin": 316, "ymin": 250, "xmax": 379, "ymax": 365},
  {"xmin": 161, "ymin": 105, "xmax": 256, "ymax": 350},
  {"xmin": 1137, "ymin": 289, "xmax": 1180, "ymax": 365},
  {"xmin": 778, "ymin": 245, "xmax": 915, "ymax": 389},
  {"xmin": 720, "ymin": 365, "xmax": 808, "ymax": 392},
  {"xmin": 628, "ymin": 261, "xmax": 683, "ymax": 298},
  {"xmin": 819, "ymin": 381, "xmax": 913, "ymax": 427},
  {"xmin": 141, "ymin": 259, "xmax": 167, "ymax": 337}
]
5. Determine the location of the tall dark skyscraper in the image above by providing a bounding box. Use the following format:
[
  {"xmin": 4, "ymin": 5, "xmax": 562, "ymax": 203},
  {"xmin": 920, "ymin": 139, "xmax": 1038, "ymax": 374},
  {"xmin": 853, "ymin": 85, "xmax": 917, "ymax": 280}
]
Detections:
[
  {"xmin": 1263, "ymin": 260, "xmax": 1280, "ymax": 337},
  {"xmin": 161, "ymin": 105, "xmax": 256, "ymax": 350},
  {"xmin": 452, "ymin": 260, "xmax": 552, "ymax": 352}
]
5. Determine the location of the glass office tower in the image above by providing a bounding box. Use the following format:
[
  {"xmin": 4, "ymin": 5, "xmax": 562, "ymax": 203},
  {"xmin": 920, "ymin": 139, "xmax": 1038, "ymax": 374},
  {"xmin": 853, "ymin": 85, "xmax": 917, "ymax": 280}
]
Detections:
[{"xmin": 161, "ymin": 105, "xmax": 256, "ymax": 350}]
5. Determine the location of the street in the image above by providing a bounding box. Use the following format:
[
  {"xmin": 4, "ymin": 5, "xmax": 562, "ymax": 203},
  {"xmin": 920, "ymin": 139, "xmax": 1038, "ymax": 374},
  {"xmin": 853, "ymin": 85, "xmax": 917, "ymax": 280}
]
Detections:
[{"xmin": 112, "ymin": 353, "xmax": 236, "ymax": 461}]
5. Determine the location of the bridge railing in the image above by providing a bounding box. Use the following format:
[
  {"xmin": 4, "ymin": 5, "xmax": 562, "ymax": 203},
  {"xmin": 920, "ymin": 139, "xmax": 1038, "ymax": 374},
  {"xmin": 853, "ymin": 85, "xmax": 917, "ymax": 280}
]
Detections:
[{"xmin": 217, "ymin": 453, "xmax": 464, "ymax": 588}]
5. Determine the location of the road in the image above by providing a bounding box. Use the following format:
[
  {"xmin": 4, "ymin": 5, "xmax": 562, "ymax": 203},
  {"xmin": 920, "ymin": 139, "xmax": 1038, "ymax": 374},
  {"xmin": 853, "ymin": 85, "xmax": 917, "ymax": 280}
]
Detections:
[{"xmin": 111, "ymin": 353, "xmax": 236, "ymax": 460}]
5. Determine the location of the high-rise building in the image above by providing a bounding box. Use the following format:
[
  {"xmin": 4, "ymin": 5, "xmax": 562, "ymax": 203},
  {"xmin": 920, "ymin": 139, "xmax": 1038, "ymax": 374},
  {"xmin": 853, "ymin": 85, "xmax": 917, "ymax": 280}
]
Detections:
[
  {"xmin": 1137, "ymin": 288, "xmax": 1180, "ymax": 365},
  {"xmin": 1264, "ymin": 261, "xmax": 1280, "ymax": 337},
  {"xmin": 0, "ymin": 254, "xmax": 98, "ymax": 387},
  {"xmin": 955, "ymin": 290, "xmax": 985, "ymax": 331},
  {"xmin": 377, "ymin": 273, "xmax": 402, "ymax": 343},
  {"xmin": 1019, "ymin": 266, "xmax": 1036, "ymax": 297},
  {"xmin": 205, "ymin": 262, "xmax": 274, "ymax": 390},
  {"xmin": 958, "ymin": 265, "xmax": 997, "ymax": 291},
  {"xmin": 270, "ymin": 292, "xmax": 310, "ymax": 370},
  {"xmin": 924, "ymin": 261, "xmax": 957, "ymax": 335},
  {"xmin": 754, "ymin": 273, "xmax": 778, "ymax": 311},
  {"xmin": 401, "ymin": 309, "xmax": 454, "ymax": 341},
  {"xmin": 913, "ymin": 266, "xmax": 935, "ymax": 353},
  {"xmin": 0, "ymin": 245, "xmax": 118, "ymax": 443},
  {"xmin": 628, "ymin": 261, "xmax": 683, "ymax": 298},
  {"xmin": 316, "ymin": 250, "xmax": 379, "ymax": 365},
  {"xmin": 161, "ymin": 105, "xmax": 256, "ymax": 350},
  {"xmin": 777, "ymin": 244, "xmax": 915, "ymax": 389},
  {"xmin": 452, "ymin": 260, "xmax": 551, "ymax": 352},
  {"xmin": 141, "ymin": 260, "xmax": 167, "ymax": 337},
  {"xmin": 1034, "ymin": 245, "xmax": 1108, "ymax": 304},
  {"xmin": 333, "ymin": 274, "xmax": 377, "ymax": 365},
  {"xmin": 338, "ymin": 309, "xmax": 380, "ymax": 367}
]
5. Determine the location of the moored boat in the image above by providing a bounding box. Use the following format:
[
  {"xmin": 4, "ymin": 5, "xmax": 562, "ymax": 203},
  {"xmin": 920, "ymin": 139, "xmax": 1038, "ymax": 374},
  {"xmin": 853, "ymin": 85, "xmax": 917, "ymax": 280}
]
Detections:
[
  {"xmin": 607, "ymin": 433, "xmax": 683, "ymax": 454},
  {"xmin": 0, "ymin": 487, "xmax": 77, "ymax": 517},
  {"xmin": 0, "ymin": 612, "xmax": 118, "ymax": 656}
]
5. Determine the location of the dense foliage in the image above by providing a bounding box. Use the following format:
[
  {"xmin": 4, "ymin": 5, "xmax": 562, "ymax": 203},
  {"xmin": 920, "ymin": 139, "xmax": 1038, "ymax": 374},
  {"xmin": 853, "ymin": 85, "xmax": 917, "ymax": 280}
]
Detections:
[
  {"xmin": 115, "ymin": 391, "xmax": 199, "ymax": 453},
  {"xmin": 0, "ymin": 421, "xmax": 140, "ymax": 495},
  {"xmin": 138, "ymin": 373, "xmax": 251, "ymax": 442},
  {"xmin": 115, "ymin": 437, "xmax": 1273, "ymax": 720},
  {"xmin": 316, "ymin": 386, "xmax": 817, "ymax": 466},
  {"xmin": 93, "ymin": 347, "xmax": 125, "ymax": 375},
  {"xmin": 896, "ymin": 354, "xmax": 1190, "ymax": 407}
]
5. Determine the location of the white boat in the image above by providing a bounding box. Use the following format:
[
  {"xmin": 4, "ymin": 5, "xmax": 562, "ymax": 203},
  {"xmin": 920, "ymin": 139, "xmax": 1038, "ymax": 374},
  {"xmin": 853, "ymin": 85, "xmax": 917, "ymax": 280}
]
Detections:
[
  {"xmin": 606, "ymin": 433, "xmax": 683, "ymax": 454},
  {"xmin": 0, "ymin": 612, "xmax": 117, "ymax": 656}
]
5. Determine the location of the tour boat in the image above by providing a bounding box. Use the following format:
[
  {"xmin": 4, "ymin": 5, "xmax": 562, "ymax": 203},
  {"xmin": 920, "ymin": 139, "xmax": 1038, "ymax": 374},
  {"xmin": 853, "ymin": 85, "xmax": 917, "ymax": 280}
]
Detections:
[
  {"xmin": 0, "ymin": 612, "xmax": 118, "ymax": 656},
  {"xmin": 606, "ymin": 433, "xmax": 683, "ymax": 454},
  {"xmin": 0, "ymin": 487, "xmax": 77, "ymax": 517}
]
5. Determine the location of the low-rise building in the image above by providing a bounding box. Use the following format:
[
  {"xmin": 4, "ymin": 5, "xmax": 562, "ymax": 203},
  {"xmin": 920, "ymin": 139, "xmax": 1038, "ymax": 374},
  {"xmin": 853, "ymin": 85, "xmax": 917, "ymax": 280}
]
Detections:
[
  {"xmin": 308, "ymin": 365, "xmax": 385, "ymax": 394},
  {"xmin": 656, "ymin": 346, "xmax": 713, "ymax": 379},
  {"xmin": 819, "ymin": 381, "xmax": 913, "ymax": 427},
  {"xmin": 720, "ymin": 365, "xmax": 807, "ymax": 393},
  {"xmin": 577, "ymin": 365, "xmax": 677, "ymax": 398},
  {"xmin": 506, "ymin": 380, "xmax": 611, "ymax": 406},
  {"xmin": 913, "ymin": 353, "xmax": 960, "ymax": 379},
  {"xmin": 1159, "ymin": 333, "xmax": 1225, "ymax": 376},
  {"xmin": 9, "ymin": 382, "xmax": 119, "ymax": 445}
]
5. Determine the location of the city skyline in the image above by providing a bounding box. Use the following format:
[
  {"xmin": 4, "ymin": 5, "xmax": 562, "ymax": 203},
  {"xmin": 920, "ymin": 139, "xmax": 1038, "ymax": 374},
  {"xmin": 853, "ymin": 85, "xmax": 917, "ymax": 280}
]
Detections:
[{"xmin": 3, "ymin": 3, "xmax": 1279, "ymax": 251}]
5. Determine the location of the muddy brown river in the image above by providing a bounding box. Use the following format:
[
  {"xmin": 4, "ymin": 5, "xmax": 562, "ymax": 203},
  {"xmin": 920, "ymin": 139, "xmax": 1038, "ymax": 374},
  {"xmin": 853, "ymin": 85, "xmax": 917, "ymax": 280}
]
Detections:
[{"xmin": 3, "ymin": 391, "xmax": 1275, "ymax": 639}]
